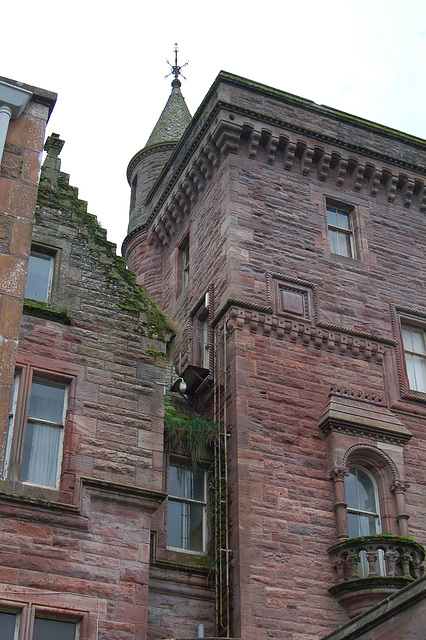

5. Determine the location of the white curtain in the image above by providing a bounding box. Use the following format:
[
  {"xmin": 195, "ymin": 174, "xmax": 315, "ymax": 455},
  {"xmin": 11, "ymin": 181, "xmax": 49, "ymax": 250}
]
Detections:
[{"xmin": 25, "ymin": 422, "xmax": 61, "ymax": 486}]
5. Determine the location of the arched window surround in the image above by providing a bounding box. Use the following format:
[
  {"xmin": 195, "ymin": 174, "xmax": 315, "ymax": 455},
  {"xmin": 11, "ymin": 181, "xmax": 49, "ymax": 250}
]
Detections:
[{"xmin": 329, "ymin": 444, "xmax": 409, "ymax": 540}]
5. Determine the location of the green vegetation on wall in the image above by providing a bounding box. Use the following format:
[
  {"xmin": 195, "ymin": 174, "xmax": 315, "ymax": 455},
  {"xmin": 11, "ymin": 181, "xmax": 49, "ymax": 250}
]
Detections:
[
  {"xmin": 164, "ymin": 395, "xmax": 217, "ymax": 465},
  {"xmin": 36, "ymin": 176, "xmax": 172, "ymax": 341}
]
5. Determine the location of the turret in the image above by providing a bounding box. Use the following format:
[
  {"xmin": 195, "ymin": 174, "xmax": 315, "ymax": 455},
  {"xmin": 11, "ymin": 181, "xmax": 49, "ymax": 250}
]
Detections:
[{"xmin": 126, "ymin": 47, "xmax": 192, "ymax": 235}]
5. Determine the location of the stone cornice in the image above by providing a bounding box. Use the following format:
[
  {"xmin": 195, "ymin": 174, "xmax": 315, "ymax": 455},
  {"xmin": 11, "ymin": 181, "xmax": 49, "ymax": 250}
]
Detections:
[
  {"xmin": 319, "ymin": 417, "xmax": 412, "ymax": 447},
  {"xmin": 80, "ymin": 476, "xmax": 167, "ymax": 511},
  {"xmin": 123, "ymin": 104, "xmax": 426, "ymax": 255},
  {"xmin": 221, "ymin": 303, "xmax": 391, "ymax": 363},
  {"xmin": 217, "ymin": 102, "xmax": 426, "ymax": 174},
  {"xmin": 214, "ymin": 72, "xmax": 426, "ymax": 151}
]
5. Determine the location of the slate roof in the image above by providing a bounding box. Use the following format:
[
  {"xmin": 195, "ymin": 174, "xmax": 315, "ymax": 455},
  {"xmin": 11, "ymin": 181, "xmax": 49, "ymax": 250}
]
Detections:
[{"xmin": 145, "ymin": 79, "xmax": 192, "ymax": 148}]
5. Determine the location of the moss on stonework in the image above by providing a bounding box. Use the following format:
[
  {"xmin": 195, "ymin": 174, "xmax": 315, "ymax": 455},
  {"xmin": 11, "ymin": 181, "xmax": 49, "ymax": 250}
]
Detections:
[
  {"xmin": 164, "ymin": 395, "xmax": 217, "ymax": 466},
  {"xmin": 23, "ymin": 299, "xmax": 72, "ymax": 325},
  {"xmin": 36, "ymin": 179, "xmax": 172, "ymax": 341}
]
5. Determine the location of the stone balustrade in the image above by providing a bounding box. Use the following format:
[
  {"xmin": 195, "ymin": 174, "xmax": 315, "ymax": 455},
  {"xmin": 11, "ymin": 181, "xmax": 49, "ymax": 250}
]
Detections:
[{"xmin": 328, "ymin": 535, "xmax": 425, "ymax": 582}]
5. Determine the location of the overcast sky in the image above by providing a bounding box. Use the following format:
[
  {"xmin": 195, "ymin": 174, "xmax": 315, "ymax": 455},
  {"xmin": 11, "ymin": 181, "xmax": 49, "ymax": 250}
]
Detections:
[{"xmin": 3, "ymin": 0, "xmax": 426, "ymax": 252}]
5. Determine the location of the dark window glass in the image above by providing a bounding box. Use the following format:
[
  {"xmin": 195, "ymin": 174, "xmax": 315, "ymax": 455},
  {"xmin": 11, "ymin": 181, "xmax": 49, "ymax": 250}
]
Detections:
[
  {"xmin": 0, "ymin": 612, "xmax": 18, "ymax": 639},
  {"xmin": 32, "ymin": 618, "xmax": 77, "ymax": 640},
  {"xmin": 25, "ymin": 252, "xmax": 53, "ymax": 302}
]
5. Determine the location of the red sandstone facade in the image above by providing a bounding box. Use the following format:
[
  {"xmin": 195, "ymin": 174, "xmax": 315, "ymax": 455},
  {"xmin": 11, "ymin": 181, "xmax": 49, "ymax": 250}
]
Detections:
[
  {"xmin": 124, "ymin": 72, "xmax": 426, "ymax": 639},
  {"xmin": 0, "ymin": 70, "xmax": 425, "ymax": 640}
]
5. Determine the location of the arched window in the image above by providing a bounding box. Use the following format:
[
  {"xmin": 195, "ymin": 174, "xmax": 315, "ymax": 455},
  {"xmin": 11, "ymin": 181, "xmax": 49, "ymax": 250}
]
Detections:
[
  {"xmin": 345, "ymin": 466, "xmax": 383, "ymax": 577},
  {"xmin": 345, "ymin": 466, "xmax": 381, "ymax": 538}
]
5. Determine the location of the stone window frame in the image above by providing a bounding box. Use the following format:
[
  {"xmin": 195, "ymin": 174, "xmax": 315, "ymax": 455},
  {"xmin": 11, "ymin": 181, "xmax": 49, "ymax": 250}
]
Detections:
[
  {"xmin": 177, "ymin": 233, "xmax": 190, "ymax": 295},
  {"xmin": 1, "ymin": 364, "xmax": 74, "ymax": 490},
  {"xmin": 324, "ymin": 197, "xmax": 359, "ymax": 260},
  {"xmin": 191, "ymin": 293, "xmax": 211, "ymax": 371},
  {"xmin": 0, "ymin": 595, "xmax": 95, "ymax": 640},
  {"xmin": 150, "ymin": 450, "xmax": 213, "ymax": 568},
  {"xmin": 329, "ymin": 444, "xmax": 409, "ymax": 542},
  {"xmin": 392, "ymin": 305, "xmax": 426, "ymax": 404},
  {"xmin": 24, "ymin": 243, "xmax": 61, "ymax": 304}
]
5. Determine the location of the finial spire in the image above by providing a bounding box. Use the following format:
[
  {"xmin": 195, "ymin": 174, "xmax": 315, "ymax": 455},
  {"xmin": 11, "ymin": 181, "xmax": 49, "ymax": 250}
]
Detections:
[{"xmin": 165, "ymin": 43, "xmax": 188, "ymax": 88}]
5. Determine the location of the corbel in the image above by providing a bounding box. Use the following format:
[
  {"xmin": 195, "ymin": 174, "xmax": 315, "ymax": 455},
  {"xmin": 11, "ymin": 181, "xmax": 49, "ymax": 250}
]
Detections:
[
  {"xmin": 267, "ymin": 135, "xmax": 279, "ymax": 165},
  {"xmin": 402, "ymin": 177, "xmax": 415, "ymax": 208},
  {"xmin": 317, "ymin": 150, "xmax": 332, "ymax": 182},
  {"xmin": 248, "ymin": 128, "xmax": 261, "ymax": 159},
  {"xmin": 301, "ymin": 145, "xmax": 314, "ymax": 176},
  {"xmin": 353, "ymin": 162, "xmax": 366, "ymax": 191},
  {"xmin": 335, "ymin": 157, "xmax": 348, "ymax": 187},
  {"xmin": 283, "ymin": 140, "xmax": 297, "ymax": 171}
]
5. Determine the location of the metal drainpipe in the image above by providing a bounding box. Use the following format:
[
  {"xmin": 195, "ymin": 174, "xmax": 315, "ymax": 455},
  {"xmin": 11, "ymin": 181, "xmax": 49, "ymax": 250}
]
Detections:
[{"xmin": 0, "ymin": 80, "xmax": 33, "ymax": 167}]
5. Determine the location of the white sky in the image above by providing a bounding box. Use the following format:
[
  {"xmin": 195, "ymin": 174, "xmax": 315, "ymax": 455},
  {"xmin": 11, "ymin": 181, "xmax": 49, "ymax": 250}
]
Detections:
[{"xmin": 3, "ymin": 0, "xmax": 426, "ymax": 252}]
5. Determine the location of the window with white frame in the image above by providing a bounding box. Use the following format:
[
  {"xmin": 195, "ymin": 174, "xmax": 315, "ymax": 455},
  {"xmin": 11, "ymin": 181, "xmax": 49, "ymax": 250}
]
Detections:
[
  {"xmin": 345, "ymin": 466, "xmax": 383, "ymax": 578},
  {"xmin": 401, "ymin": 324, "xmax": 426, "ymax": 393},
  {"xmin": 25, "ymin": 250, "xmax": 54, "ymax": 302},
  {"xmin": 2, "ymin": 369, "xmax": 69, "ymax": 488},
  {"xmin": 327, "ymin": 204, "xmax": 355, "ymax": 258},
  {"xmin": 345, "ymin": 466, "xmax": 381, "ymax": 538},
  {"xmin": 167, "ymin": 464, "xmax": 206, "ymax": 553},
  {"xmin": 0, "ymin": 610, "xmax": 78, "ymax": 640}
]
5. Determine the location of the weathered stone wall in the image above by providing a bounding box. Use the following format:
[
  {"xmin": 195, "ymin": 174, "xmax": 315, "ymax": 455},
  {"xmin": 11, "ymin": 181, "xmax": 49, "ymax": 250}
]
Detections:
[
  {"xmin": 0, "ymin": 78, "xmax": 56, "ymax": 465},
  {"xmin": 125, "ymin": 73, "xmax": 426, "ymax": 640},
  {"xmin": 148, "ymin": 567, "xmax": 216, "ymax": 640},
  {"xmin": 0, "ymin": 152, "xmax": 168, "ymax": 639}
]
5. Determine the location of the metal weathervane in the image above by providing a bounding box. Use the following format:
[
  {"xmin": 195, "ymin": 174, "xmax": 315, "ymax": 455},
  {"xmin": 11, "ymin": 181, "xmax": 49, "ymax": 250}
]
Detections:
[{"xmin": 165, "ymin": 43, "xmax": 188, "ymax": 83}]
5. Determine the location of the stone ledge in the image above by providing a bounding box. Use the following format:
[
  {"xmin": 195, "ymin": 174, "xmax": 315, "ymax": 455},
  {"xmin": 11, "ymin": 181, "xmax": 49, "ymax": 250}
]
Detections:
[{"xmin": 321, "ymin": 575, "xmax": 426, "ymax": 639}]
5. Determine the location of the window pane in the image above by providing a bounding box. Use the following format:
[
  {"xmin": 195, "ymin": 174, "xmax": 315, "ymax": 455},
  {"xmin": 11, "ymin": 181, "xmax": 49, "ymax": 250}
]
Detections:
[
  {"xmin": 33, "ymin": 618, "xmax": 76, "ymax": 640},
  {"xmin": 2, "ymin": 373, "xmax": 20, "ymax": 478},
  {"xmin": 328, "ymin": 229, "xmax": 339, "ymax": 254},
  {"xmin": 411, "ymin": 329, "xmax": 426, "ymax": 355},
  {"xmin": 25, "ymin": 253, "xmax": 52, "ymax": 302},
  {"xmin": 335, "ymin": 231, "xmax": 352, "ymax": 258},
  {"xmin": 327, "ymin": 208, "xmax": 338, "ymax": 227},
  {"xmin": 21, "ymin": 422, "xmax": 61, "ymax": 486},
  {"xmin": 336, "ymin": 211, "xmax": 350, "ymax": 230},
  {"xmin": 358, "ymin": 513, "xmax": 379, "ymax": 536},
  {"xmin": 169, "ymin": 465, "xmax": 186, "ymax": 498},
  {"xmin": 405, "ymin": 354, "xmax": 426, "ymax": 392},
  {"xmin": 28, "ymin": 380, "xmax": 66, "ymax": 423},
  {"xmin": 190, "ymin": 469, "xmax": 205, "ymax": 502},
  {"xmin": 188, "ymin": 503, "xmax": 203, "ymax": 551},
  {"xmin": 356, "ymin": 468, "xmax": 376, "ymax": 513},
  {"xmin": 167, "ymin": 499, "xmax": 184, "ymax": 548},
  {"xmin": 402, "ymin": 326, "xmax": 413, "ymax": 350},
  {"xmin": 0, "ymin": 612, "xmax": 18, "ymax": 639},
  {"xmin": 347, "ymin": 512, "xmax": 359, "ymax": 538},
  {"xmin": 345, "ymin": 471, "xmax": 358, "ymax": 509}
]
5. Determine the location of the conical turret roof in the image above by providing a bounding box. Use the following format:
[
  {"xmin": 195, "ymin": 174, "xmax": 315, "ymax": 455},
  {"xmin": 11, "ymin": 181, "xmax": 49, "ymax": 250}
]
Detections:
[{"xmin": 145, "ymin": 79, "xmax": 192, "ymax": 148}]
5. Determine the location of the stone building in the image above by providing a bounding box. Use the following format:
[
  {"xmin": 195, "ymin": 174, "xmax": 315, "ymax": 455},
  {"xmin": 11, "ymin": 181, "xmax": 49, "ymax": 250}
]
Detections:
[
  {"xmin": 0, "ymin": 79, "xmax": 170, "ymax": 639},
  {"xmin": 0, "ymin": 65, "xmax": 425, "ymax": 640},
  {"xmin": 123, "ymin": 69, "xmax": 426, "ymax": 639}
]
